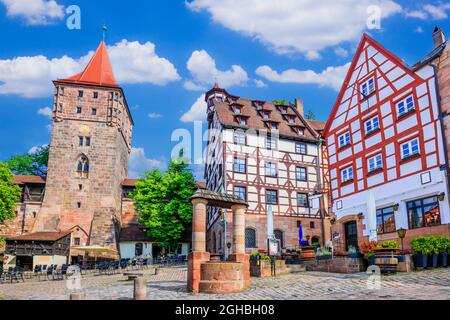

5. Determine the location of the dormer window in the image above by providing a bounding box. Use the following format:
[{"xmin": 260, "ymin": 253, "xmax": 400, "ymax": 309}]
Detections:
[
  {"xmin": 361, "ymin": 77, "xmax": 375, "ymax": 98},
  {"xmin": 397, "ymin": 95, "xmax": 415, "ymax": 118},
  {"xmin": 238, "ymin": 117, "xmax": 247, "ymax": 126},
  {"xmin": 289, "ymin": 116, "xmax": 295, "ymax": 124},
  {"xmin": 216, "ymin": 97, "xmax": 223, "ymax": 102},
  {"xmin": 271, "ymin": 123, "xmax": 278, "ymax": 130},
  {"xmin": 257, "ymin": 104, "xmax": 263, "ymax": 111},
  {"xmin": 281, "ymin": 107, "xmax": 287, "ymax": 114},
  {"xmin": 235, "ymin": 106, "xmax": 241, "ymax": 114},
  {"xmin": 263, "ymin": 111, "xmax": 270, "ymax": 120}
]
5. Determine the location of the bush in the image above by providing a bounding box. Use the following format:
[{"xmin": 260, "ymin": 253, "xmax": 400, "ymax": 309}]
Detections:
[
  {"xmin": 360, "ymin": 241, "xmax": 378, "ymax": 254},
  {"xmin": 411, "ymin": 236, "xmax": 450, "ymax": 255},
  {"xmin": 377, "ymin": 240, "xmax": 400, "ymax": 249}
]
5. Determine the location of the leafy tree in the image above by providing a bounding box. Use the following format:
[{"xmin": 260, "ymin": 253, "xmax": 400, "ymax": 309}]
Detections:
[
  {"xmin": 305, "ymin": 109, "xmax": 317, "ymax": 120},
  {"xmin": 272, "ymin": 99, "xmax": 289, "ymax": 106},
  {"xmin": 132, "ymin": 156, "xmax": 197, "ymax": 252},
  {"xmin": 7, "ymin": 145, "xmax": 49, "ymax": 176},
  {"xmin": 0, "ymin": 163, "xmax": 21, "ymax": 224}
]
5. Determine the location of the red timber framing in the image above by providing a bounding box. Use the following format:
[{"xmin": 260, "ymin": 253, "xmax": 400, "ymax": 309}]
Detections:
[{"xmin": 324, "ymin": 33, "xmax": 445, "ymax": 202}]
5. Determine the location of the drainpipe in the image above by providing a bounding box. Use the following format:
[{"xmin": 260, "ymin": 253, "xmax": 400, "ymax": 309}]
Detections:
[
  {"xmin": 316, "ymin": 138, "xmax": 326, "ymax": 246},
  {"xmin": 428, "ymin": 62, "xmax": 450, "ymax": 205}
]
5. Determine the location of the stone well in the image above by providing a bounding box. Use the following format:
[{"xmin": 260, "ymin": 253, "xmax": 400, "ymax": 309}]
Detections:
[{"xmin": 199, "ymin": 262, "xmax": 246, "ymax": 293}]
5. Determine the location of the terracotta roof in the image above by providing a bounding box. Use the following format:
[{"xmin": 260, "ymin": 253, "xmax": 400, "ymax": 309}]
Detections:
[
  {"xmin": 190, "ymin": 189, "xmax": 248, "ymax": 209},
  {"xmin": 13, "ymin": 175, "xmax": 46, "ymax": 185},
  {"xmin": 119, "ymin": 223, "xmax": 153, "ymax": 242},
  {"xmin": 122, "ymin": 178, "xmax": 138, "ymax": 187},
  {"xmin": 211, "ymin": 94, "xmax": 321, "ymax": 141},
  {"xmin": 7, "ymin": 231, "xmax": 71, "ymax": 242},
  {"xmin": 196, "ymin": 181, "xmax": 207, "ymax": 190},
  {"xmin": 58, "ymin": 41, "xmax": 118, "ymax": 87},
  {"xmin": 306, "ymin": 119, "xmax": 326, "ymax": 132}
]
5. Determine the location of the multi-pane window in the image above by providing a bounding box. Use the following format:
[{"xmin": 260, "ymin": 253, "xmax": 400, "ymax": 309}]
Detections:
[
  {"xmin": 365, "ymin": 116, "xmax": 380, "ymax": 134},
  {"xmin": 266, "ymin": 135, "xmax": 277, "ymax": 150},
  {"xmin": 234, "ymin": 132, "xmax": 246, "ymax": 145},
  {"xmin": 265, "ymin": 162, "xmax": 277, "ymax": 177},
  {"xmin": 289, "ymin": 115, "xmax": 295, "ymax": 124},
  {"xmin": 235, "ymin": 106, "xmax": 241, "ymax": 114},
  {"xmin": 397, "ymin": 95, "xmax": 415, "ymax": 117},
  {"xmin": 341, "ymin": 167, "xmax": 353, "ymax": 183},
  {"xmin": 296, "ymin": 167, "xmax": 307, "ymax": 181},
  {"xmin": 400, "ymin": 138, "xmax": 420, "ymax": 159},
  {"xmin": 361, "ymin": 77, "xmax": 375, "ymax": 97},
  {"xmin": 233, "ymin": 158, "xmax": 246, "ymax": 173},
  {"xmin": 263, "ymin": 111, "xmax": 270, "ymax": 120},
  {"xmin": 245, "ymin": 228, "xmax": 256, "ymax": 248},
  {"xmin": 79, "ymin": 136, "xmax": 91, "ymax": 147},
  {"xmin": 368, "ymin": 154, "xmax": 383, "ymax": 172},
  {"xmin": 338, "ymin": 132, "xmax": 351, "ymax": 148},
  {"xmin": 239, "ymin": 118, "xmax": 247, "ymax": 126},
  {"xmin": 234, "ymin": 186, "xmax": 247, "ymax": 201},
  {"xmin": 297, "ymin": 193, "xmax": 309, "ymax": 208},
  {"xmin": 407, "ymin": 196, "xmax": 441, "ymax": 229},
  {"xmin": 274, "ymin": 230, "xmax": 284, "ymax": 249},
  {"xmin": 376, "ymin": 207, "xmax": 396, "ymax": 234},
  {"xmin": 296, "ymin": 142, "xmax": 307, "ymax": 155},
  {"xmin": 266, "ymin": 190, "xmax": 278, "ymax": 205}
]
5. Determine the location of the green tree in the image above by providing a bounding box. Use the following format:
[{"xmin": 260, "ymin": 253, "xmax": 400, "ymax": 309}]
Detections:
[
  {"xmin": 0, "ymin": 163, "xmax": 21, "ymax": 224},
  {"xmin": 7, "ymin": 145, "xmax": 49, "ymax": 176},
  {"xmin": 272, "ymin": 99, "xmax": 289, "ymax": 106},
  {"xmin": 305, "ymin": 109, "xmax": 317, "ymax": 120},
  {"xmin": 132, "ymin": 157, "xmax": 197, "ymax": 252}
]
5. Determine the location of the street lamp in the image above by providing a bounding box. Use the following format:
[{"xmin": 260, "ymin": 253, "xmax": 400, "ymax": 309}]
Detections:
[{"xmin": 397, "ymin": 228, "xmax": 407, "ymax": 254}]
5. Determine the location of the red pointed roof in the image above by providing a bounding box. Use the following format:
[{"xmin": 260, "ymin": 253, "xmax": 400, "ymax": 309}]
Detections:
[{"xmin": 59, "ymin": 41, "xmax": 118, "ymax": 87}]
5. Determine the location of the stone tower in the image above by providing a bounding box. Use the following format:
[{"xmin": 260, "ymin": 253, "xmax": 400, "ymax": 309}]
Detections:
[{"xmin": 32, "ymin": 41, "xmax": 133, "ymax": 252}]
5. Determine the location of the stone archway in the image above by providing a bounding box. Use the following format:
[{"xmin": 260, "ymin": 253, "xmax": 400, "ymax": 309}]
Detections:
[{"xmin": 188, "ymin": 189, "xmax": 249, "ymax": 294}]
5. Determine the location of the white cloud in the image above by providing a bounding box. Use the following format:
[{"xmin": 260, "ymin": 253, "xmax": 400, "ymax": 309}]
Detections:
[
  {"xmin": 181, "ymin": 94, "xmax": 207, "ymax": 123},
  {"xmin": 0, "ymin": 0, "xmax": 64, "ymax": 25},
  {"xmin": 184, "ymin": 50, "xmax": 248, "ymax": 90},
  {"xmin": 254, "ymin": 79, "xmax": 267, "ymax": 88},
  {"xmin": 405, "ymin": 3, "xmax": 450, "ymax": 20},
  {"xmin": 148, "ymin": 112, "xmax": 163, "ymax": 119},
  {"xmin": 37, "ymin": 106, "xmax": 52, "ymax": 118},
  {"xmin": 255, "ymin": 63, "xmax": 351, "ymax": 92},
  {"xmin": 187, "ymin": 0, "xmax": 402, "ymax": 57},
  {"xmin": 0, "ymin": 40, "xmax": 180, "ymax": 98},
  {"xmin": 415, "ymin": 26, "xmax": 424, "ymax": 33},
  {"xmin": 334, "ymin": 47, "xmax": 349, "ymax": 58},
  {"xmin": 128, "ymin": 147, "xmax": 165, "ymax": 178},
  {"xmin": 28, "ymin": 144, "xmax": 48, "ymax": 154}
]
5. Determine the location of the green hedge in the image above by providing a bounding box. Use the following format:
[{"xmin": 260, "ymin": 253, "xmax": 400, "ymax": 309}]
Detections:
[{"xmin": 411, "ymin": 236, "xmax": 450, "ymax": 255}]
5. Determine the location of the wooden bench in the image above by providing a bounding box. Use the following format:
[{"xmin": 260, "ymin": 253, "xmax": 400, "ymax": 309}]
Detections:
[{"xmin": 123, "ymin": 272, "xmax": 144, "ymax": 281}]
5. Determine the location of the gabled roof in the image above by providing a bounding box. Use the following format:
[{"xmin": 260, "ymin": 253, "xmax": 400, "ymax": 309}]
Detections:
[
  {"xmin": 57, "ymin": 41, "xmax": 118, "ymax": 87},
  {"xmin": 323, "ymin": 33, "xmax": 422, "ymax": 136}
]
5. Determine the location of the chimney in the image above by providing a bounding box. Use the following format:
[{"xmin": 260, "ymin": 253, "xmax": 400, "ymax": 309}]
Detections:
[
  {"xmin": 433, "ymin": 26, "xmax": 446, "ymax": 49},
  {"xmin": 295, "ymin": 98, "xmax": 304, "ymax": 117}
]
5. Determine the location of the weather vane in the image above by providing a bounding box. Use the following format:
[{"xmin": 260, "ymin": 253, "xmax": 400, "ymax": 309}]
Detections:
[{"xmin": 102, "ymin": 24, "xmax": 107, "ymax": 42}]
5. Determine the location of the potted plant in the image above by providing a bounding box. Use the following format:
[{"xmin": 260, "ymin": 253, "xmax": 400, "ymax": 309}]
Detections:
[
  {"xmin": 316, "ymin": 248, "xmax": 332, "ymax": 261},
  {"xmin": 367, "ymin": 252, "xmax": 376, "ymax": 266},
  {"xmin": 374, "ymin": 240, "xmax": 400, "ymax": 255},
  {"xmin": 411, "ymin": 236, "xmax": 431, "ymax": 268},
  {"xmin": 427, "ymin": 236, "xmax": 439, "ymax": 268},
  {"xmin": 434, "ymin": 237, "xmax": 449, "ymax": 268}
]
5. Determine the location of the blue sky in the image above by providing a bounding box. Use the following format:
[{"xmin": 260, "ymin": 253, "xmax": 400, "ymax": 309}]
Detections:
[{"xmin": 0, "ymin": 0, "xmax": 449, "ymax": 180}]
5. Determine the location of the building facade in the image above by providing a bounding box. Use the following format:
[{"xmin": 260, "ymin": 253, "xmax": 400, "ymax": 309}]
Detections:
[
  {"xmin": 323, "ymin": 32, "xmax": 450, "ymax": 253},
  {"xmin": 204, "ymin": 85, "xmax": 330, "ymax": 255}
]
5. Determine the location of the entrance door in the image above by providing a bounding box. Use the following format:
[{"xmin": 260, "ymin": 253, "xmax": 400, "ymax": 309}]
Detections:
[{"xmin": 344, "ymin": 221, "xmax": 358, "ymax": 251}]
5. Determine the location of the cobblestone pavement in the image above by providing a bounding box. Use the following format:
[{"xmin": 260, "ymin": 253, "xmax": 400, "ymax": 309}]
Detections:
[{"xmin": 0, "ymin": 266, "xmax": 449, "ymax": 300}]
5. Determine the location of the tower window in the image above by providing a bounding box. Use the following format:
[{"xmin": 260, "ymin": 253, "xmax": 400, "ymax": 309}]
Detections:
[
  {"xmin": 59, "ymin": 103, "xmax": 63, "ymax": 112},
  {"xmin": 85, "ymin": 137, "xmax": 91, "ymax": 147},
  {"xmin": 79, "ymin": 136, "xmax": 84, "ymax": 146},
  {"xmin": 92, "ymin": 108, "xmax": 97, "ymax": 115},
  {"xmin": 77, "ymin": 107, "xmax": 82, "ymax": 114},
  {"xmin": 114, "ymin": 92, "xmax": 119, "ymax": 101},
  {"xmin": 77, "ymin": 154, "xmax": 89, "ymax": 178},
  {"xmin": 60, "ymin": 87, "xmax": 65, "ymax": 96},
  {"xmin": 78, "ymin": 91, "xmax": 84, "ymax": 98},
  {"xmin": 78, "ymin": 184, "xmax": 83, "ymax": 191},
  {"xmin": 93, "ymin": 92, "xmax": 98, "ymax": 99},
  {"xmin": 77, "ymin": 202, "xmax": 81, "ymax": 208}
]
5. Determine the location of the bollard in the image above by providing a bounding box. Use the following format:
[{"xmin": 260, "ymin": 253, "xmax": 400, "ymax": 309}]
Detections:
[
  {"xmin": 70, "ymin": 293, "xmax": 85, "ymax": 300},
  {"xmin": 134, "ymin": 276, "xmax": 147, "ymax": 300}
]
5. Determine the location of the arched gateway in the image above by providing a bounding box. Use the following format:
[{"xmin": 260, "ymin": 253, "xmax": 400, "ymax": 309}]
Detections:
[{"xmin": 188, "ymin": 189, "xmax": 249, "ymax": 293}]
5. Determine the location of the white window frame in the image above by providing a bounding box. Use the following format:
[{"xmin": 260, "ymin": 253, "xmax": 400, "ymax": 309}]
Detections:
[
  {"xmin": 400, "ymin": 138, "xmax": 420, "ymax": 159},
  {"xmin": 365, "ymin": 116, "xmax": 380, "ymax": 134},
  {"xmin": 338, "ymin": 132, "xmax": 351, "ymax": 148},
  {"xmin": 234, "ymin": 132, "xmax": 246, "ymax": 145},
  {"xmin": 341, "ymin": 167, "xmax": 354, "ymax": 183},
  {"xmin": 367, "ymin": 154, "xmax": 383, "ymax": 172},
  {"xmin": 234, "ymin": 157, "xmax": 246, "ymax": 173},
  {"xmin": 361, "ymin": 77, "xmax": 375, "ymax": 98},
  {"xmin": 265, "ymin": 162, "xmax": 277, "ymax": 177},
  {"xmin": 396, "ymin": 95, "xmax": 415, "ymax": 118}
]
